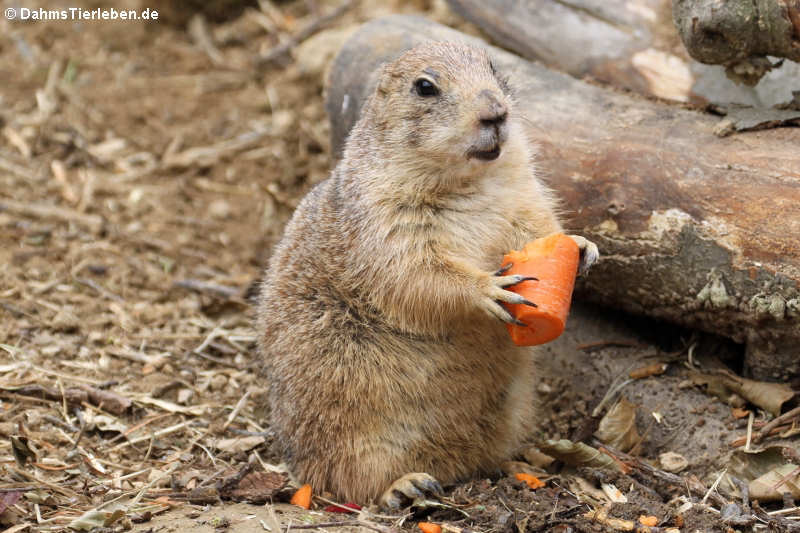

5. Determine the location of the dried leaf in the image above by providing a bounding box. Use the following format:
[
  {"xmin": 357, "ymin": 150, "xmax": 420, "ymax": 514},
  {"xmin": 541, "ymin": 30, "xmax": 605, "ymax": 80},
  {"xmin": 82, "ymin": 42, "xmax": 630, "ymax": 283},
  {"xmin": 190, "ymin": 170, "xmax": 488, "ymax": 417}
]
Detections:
[
  {"xmin": 10, "ymin": 436, "xmax": 37, "ymax": 467},
  {"xmin": 539, "ymin": 439, "xmax": 622, "ymax": 472},
  {"xmin": 104, "ymin": 509, "xmax": 126, "ymax": 527},
  {"xmin": 188, "ymin": 486, "xmax": 220, "ymax": 505},
  {"xmin": 522, "ymin": 447, "xmax": 555, "ymax": 468},
  {"xmin": 729, "ymin": 444, "xmax": 800, "ymax": 502},
  {"xmin": 80, "ymin": 385, "xmax": 132, "ymax": 415},
  {"xmin": 731, "ymin": 407, "xmax": 751, "ymax": 419},
  {"xmin": 736, "ymin": 379, "xmax": 795, "ymax": 417},
  {"xmin": 224, "ymin": 471, "xmax": 289, "ymax": 503},
  {"xmin": 83, "ymin": 412, "xmax": 127, "ymax": 433},
  {"xmin": 80, "ymin": 450, "xmax": 107, "ymax": 475},
  {"xmin": 595, "ymin": 397, "xmax": 640, "ymax": 453},
  {"xmin": 690, "ymin": 371, "xmax": 795, "ymax": 416},
  {"xmin": 133, "ymin": 396, "xmax": 208, "ymax": 415},
  {"xmin": 152, "ymin": 496, "xmax": 183, "ymax": 507},
  {"xmin": 601, "ymin": 483, "xmax": 627, "ymax": 503},
  {"xmin": 730, "ymin": 445, "xmax": 800, "ymax": 482},
  {"xmin": 68, "ymin": 509, "xmax": 125, "ymax": 531},
  {"xmin": 749, "ymin": 464, "xmax": 800, "ymax": 501},
  {"xmin": 22, "ymin": 489, "xmax": 52, "ymax": 504},
  {"xmin": 568, "ymin": 476, "xmax": 608, "ymax": 504},
  {"xmin": 215, "ymin": 436, "xmax": 266, "ymax": 453},
  {"xmin": 0, "ymin": 491, "xmax": 22, "ymax": 514},
  {"xmin": 629, "ymin": 363, "xmax": 668, "ymax": 379}
]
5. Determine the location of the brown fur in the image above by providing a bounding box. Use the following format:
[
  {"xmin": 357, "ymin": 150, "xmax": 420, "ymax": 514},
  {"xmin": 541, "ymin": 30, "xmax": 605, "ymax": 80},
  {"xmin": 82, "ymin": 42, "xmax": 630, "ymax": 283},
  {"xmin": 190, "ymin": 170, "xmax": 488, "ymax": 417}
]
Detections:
[{"xmin": 257, "ymin": 42, "xmax": 565, "ymax": 504}]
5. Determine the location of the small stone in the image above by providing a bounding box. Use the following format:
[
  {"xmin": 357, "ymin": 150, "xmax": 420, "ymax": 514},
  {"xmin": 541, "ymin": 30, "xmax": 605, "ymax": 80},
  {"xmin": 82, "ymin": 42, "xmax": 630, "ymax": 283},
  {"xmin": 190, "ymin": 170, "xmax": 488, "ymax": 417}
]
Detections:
[
  {"xmin": 208, "ymin": 199, "xmax": 231, "ymax": 220},
  {"xmin": 177, "ymin": 388, "xmax": 194, "ymax": 405},
  {"xmin": 659, "ymin": 451, "xmax": 689, "ymax": 473},
  {"xmin": 713, "ymin": 118, "xmax": 735, "ymax": 137},
  {"xmin": 209, "ymin": 374, "xmax": 228, "ymax": 392}
]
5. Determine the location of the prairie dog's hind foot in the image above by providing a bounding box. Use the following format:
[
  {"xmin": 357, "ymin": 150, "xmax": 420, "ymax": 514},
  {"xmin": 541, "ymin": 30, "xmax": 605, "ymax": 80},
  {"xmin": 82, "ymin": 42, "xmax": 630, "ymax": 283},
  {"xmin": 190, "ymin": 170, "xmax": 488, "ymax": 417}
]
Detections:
[
  {"xmin": 567, "ymin": 235, "xmax": 599, "ymax": 276},
  {"xmin": 379, "ymin": 473, "xmax": 444, "ymax": 510}
]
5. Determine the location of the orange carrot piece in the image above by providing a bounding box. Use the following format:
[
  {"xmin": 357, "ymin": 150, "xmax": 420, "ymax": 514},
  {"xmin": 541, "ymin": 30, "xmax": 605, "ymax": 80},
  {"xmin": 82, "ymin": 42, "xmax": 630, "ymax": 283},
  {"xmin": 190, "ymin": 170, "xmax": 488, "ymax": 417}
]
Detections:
[
  {"xmin": 638, "ymin": 515, "xmax": 658, "ymax": 527},
  {"xmin": 500, "ymin": 234, "xmax": 580, "ymax": 346},
  {"xmin": 290, "ymin": 484, "xmax": 312, "ymax": 509},
  {"xmin": 418, "ymin": 522, "xmax": 442, "ymax": 533},
  {"xmin": 514, "ymin": 472, "xmax": 546, "ymax": 489}
]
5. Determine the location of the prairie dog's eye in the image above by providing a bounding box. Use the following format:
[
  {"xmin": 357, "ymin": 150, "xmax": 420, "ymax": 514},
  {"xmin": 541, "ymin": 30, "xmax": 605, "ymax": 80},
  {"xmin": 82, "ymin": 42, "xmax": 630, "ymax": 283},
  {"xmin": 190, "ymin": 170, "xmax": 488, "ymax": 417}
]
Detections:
[{"xmin": 414, "ymin": 78, "xmax": 439, "ymax": 97}]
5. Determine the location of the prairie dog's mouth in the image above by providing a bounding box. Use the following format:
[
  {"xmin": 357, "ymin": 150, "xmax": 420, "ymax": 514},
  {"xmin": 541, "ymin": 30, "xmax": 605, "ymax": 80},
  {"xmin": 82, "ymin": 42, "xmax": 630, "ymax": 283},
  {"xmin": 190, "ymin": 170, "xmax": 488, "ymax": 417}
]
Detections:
[{"xmin": 469, "ymin": 145, "xmax": 501, "ymax": 161}]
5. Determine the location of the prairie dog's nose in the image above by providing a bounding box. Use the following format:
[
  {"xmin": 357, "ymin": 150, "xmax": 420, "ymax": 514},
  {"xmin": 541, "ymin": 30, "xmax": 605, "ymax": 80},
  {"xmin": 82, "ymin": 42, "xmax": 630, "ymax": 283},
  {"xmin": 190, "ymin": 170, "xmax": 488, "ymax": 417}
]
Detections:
[{"xmin": 478, "ymin": 89, "xmax": 507, "ymax": 126}]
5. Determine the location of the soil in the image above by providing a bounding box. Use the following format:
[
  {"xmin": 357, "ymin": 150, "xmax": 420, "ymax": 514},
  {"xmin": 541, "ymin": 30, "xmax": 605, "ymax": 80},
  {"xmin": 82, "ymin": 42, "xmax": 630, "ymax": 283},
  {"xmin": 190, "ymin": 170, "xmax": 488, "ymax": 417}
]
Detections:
[{"xmin": 0, "ymin": 1, "xmax": 796, "ymax": 532}]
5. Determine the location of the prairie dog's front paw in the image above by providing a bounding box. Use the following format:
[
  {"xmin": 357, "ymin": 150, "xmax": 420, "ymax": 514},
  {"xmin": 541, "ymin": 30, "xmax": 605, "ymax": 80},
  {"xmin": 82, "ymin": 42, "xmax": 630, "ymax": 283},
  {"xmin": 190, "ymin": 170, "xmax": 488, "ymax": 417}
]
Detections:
[
  {"xmin": 379, "ymin": 472, "xmax": 443, "ymax": 510},
  {"xmin": 567, "ymin": 235, "xmax": 599, "ymax": 276},
  {"xmin": 476, "ymin": 267, "xmax": 538, "ymax": 326}
]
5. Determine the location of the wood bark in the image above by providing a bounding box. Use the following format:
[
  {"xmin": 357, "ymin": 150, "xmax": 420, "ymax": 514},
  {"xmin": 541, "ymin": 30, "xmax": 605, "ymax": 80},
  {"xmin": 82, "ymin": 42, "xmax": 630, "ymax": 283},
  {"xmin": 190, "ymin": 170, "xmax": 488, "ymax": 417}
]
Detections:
[
  {"xmin": 326, "ymin": 16, "xmax": 800, "ymax": 380},
  {"xmin": 445, "ymin": 0, "xmax": 800, "ymax": 104},
  {"xmin": 672, "ymin": 0, "xmax": 800, "ymax": 65},
  {"xmin": 673, "ymin": 0, "xmax": 800, "ymax": 85},
  {"xmin": 447, "ymin": 0, "xmax": 694, "ymax": 101}
]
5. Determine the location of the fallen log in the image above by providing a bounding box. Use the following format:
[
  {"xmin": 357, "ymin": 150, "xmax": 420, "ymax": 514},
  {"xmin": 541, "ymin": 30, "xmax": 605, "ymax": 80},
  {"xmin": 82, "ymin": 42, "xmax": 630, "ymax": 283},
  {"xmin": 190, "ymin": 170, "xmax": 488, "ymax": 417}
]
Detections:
[
  {"xmin": 447, "ymin": 0, "xmax": 694, "ymax": 101},
  {"xmin": 326, "ymin": 16, "xmax": 800, "ymax": 380},
  {"xmin": 444, "ymin": 0, "xmax": 800, "ymax": 105},
  {"xmin": 672, "ymin": 0, "xmax": 800, "ymax": 84}
]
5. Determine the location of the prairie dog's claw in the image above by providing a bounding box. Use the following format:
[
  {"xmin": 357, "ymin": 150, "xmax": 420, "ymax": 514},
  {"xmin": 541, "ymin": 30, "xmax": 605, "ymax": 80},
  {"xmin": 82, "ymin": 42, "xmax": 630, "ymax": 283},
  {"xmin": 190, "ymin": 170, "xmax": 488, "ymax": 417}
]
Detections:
[
  {"xmin": 478, "ymin": 272, "xmax": 536, "ymax": 325},
  {"xmin": 495, "ymin": 274, "xmax": 534, "ymax": 288},
  {"xmin": 494, "ymin": 263, "xmax": 513, "ymax": 276},
  {"xmin": 509, "ymin": 315, "xmax": 527, "ymax": 327},
  {"xmin": 567, "ymin": 235, "xmax": 599, "ymax": 276},
  {"xmin": 379, "ymin": 472, "xmax": 443, "ymax": 510}
]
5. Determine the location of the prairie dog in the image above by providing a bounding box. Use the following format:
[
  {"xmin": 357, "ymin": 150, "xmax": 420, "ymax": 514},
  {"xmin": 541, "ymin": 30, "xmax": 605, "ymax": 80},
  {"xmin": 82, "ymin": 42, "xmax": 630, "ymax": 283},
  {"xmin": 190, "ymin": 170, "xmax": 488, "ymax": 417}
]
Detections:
[{"xmin": 257, "ymin": 41, "xmax": 598, "ymax": 507}]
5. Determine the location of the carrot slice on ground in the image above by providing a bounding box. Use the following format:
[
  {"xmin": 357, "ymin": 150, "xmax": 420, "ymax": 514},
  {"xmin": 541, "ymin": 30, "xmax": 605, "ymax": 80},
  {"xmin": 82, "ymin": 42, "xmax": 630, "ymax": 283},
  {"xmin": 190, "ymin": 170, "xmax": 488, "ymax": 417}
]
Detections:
[
  {"xmin": 514, "ymin": 472, "xmax": 546, "ymax": 489},
  {"xmin": 418, "ymin": 522, "xmax": 442, "ymax": 533},
  {"xmin": 500, "ymin": 233, "xmax": 579, "ymax": 346},
  {"xmin": 638, "ymin": 515, "xmax": 658, "ymax": 527},
  {"xmin": 290, "ymin": 484, "xmax": 312, "ymax": 509}
]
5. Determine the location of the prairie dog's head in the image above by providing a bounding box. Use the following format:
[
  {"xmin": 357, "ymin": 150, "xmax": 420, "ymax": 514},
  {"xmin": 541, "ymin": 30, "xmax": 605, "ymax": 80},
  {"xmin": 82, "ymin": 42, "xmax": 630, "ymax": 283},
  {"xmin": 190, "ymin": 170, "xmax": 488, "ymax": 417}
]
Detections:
[{"xmin": 369, "ymin": 41, "xmax": 518, "ymax": 173}]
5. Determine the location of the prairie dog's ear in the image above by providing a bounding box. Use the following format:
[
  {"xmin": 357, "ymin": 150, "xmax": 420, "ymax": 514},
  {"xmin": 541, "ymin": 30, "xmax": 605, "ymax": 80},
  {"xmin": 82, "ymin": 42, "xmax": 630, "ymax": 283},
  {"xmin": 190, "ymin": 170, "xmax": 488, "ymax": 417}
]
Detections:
[
  {"xmin": 370, "ymin": 61, "xmax": 405, "ymax": 97},
  {"xmin": 376, "ymin": 63, "xmax": 401, "ymax": 97},
  {"xmin": 376, "ymin": 69, "xmax": 391, "ymax": 97}
]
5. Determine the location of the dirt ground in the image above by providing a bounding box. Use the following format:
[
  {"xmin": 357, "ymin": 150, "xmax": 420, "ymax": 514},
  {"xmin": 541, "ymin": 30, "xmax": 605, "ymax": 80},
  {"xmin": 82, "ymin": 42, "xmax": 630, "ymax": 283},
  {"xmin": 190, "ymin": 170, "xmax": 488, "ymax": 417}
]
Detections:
[{"xmin": 1, "ymin": 1, "xmax": 798, "ymax": 532}]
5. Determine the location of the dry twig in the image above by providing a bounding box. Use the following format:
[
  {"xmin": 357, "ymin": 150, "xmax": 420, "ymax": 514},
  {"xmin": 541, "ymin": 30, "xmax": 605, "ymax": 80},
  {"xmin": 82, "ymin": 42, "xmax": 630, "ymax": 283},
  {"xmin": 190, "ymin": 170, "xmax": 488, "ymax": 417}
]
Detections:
[
  {"xmin": 0, "ymin": 198, "xmax": 103, "ymax": 233},
  {"xmin": 754, "ymin": 405, "xmax": 800, "ymax": 443},
  {"xmin": 258, "ymin": 0, "xmax": 354, "ymax": 66}
]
